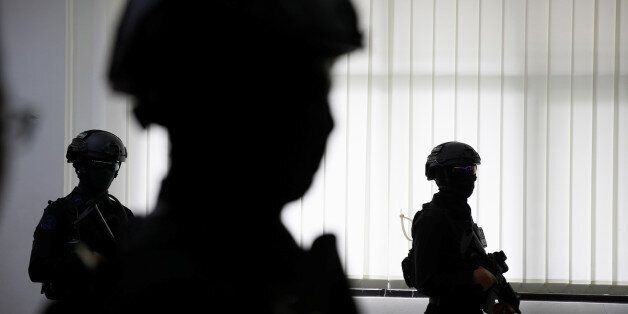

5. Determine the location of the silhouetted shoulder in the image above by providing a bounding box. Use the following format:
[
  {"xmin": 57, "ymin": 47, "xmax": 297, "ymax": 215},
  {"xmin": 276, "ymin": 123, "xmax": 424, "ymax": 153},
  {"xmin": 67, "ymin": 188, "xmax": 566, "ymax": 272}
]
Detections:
[
  {"xmin": 44, "ymin": 198, "xmax": 67, "ymax": 211},
  {"xmin": 416, "ymin": 202, "xmax": 444, "ymax": 223},
  {"xmin": 413, "ymin": 202, "xmax": 449, "ymax": 237},
  {"xmin": 34, "ymin": 198, "xmax": 67, "ymax": 233},
  {"xmin": 123, "ymin": 207, "xmax": 134, "ymax": 218}
]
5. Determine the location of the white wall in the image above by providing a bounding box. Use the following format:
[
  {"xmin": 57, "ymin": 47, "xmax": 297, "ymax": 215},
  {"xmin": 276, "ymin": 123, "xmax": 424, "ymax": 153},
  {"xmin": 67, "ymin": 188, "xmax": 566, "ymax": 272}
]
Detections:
[
  {"xmin": 0, "ymin": 1, "xmax": 68, "ymax": 313},
  {"xmin": 0, "ymin": 1, "xmax": 168, "ymax": 313}
]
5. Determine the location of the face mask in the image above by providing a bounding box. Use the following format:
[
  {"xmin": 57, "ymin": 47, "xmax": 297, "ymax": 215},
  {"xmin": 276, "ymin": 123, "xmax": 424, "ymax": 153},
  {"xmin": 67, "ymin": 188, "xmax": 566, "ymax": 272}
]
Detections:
[
  {"xmin": 448, "ymin": 175, "xmax": 476, "ymax": 199},
  {"xmin": 448, "ymin": 171, "xmax": 477, "ymax": 198},
  {"xmin": 79, "ymin": 160, "xmax": 119, "ymax": 194},
  {"xmin": 438, "ymin": 169, "xmax": 477, "ymax": 199}
]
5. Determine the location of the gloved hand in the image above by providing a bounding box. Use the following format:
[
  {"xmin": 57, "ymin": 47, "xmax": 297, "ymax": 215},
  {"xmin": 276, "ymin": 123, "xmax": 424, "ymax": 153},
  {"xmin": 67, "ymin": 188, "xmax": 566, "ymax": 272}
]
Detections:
[
  {"xmin": 473, "ymin": 266, "xmax": 497, "ymax": 291},
  {"xmin": 74, "ymin": 242, "xmax": 104, "ymax": 270}
]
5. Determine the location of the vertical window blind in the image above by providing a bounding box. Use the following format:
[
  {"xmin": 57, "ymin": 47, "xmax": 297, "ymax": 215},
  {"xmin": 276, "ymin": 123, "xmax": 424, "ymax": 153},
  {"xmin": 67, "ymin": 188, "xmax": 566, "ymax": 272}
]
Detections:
[
  {"xmin": 64, "ymin": 0, "xmax": 628, "ymax": 286},
  {"xmin": 63, "ymin": 0, "xmax": 169, "ymax": 216},
  {"xmin": 281, "ymin": 0, "xmax": 628, "ymax": 286}
]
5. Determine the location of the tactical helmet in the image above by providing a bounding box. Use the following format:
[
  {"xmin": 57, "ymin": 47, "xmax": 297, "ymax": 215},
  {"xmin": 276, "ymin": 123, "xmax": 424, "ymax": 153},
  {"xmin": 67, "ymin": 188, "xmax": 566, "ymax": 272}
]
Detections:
[
  {"xmin": 107, "ymin": 0, "xmax": 362, "ymax": 127},
  {"xmin": 425, "ymin": 141, "xmax": 481, "ymax": 181},
  {"xmin": 66, "ymin": 130, "xmax": 127, "ymax": 164}
]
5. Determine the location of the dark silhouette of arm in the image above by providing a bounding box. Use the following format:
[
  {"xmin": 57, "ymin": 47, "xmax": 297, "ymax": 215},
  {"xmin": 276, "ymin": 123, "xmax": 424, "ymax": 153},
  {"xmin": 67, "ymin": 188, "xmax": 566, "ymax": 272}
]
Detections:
[{"xmin": 28, "ymin": 205, "xmax": 83, "ymax": 283}]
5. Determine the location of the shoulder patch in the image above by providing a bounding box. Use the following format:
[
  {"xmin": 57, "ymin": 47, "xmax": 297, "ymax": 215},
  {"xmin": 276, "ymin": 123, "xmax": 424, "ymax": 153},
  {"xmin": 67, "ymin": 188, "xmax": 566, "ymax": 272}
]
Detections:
[{"xmin": 39, "ymin": 213, "xmax": 57, "ymax": 230}]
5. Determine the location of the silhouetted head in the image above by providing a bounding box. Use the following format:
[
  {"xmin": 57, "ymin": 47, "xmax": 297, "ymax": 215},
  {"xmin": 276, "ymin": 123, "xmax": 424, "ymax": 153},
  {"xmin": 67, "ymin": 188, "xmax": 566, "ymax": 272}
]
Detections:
[
  {"xmin": 67, "ymin": 130, "xmax": 127, "ymax": 195},
  {"xmin": 426, "ymin": 141, "xmax": 481, "ymax": 199},
  {"xmin": 108, "ymin": 0, "xmax": 362, "ymax": 211}
]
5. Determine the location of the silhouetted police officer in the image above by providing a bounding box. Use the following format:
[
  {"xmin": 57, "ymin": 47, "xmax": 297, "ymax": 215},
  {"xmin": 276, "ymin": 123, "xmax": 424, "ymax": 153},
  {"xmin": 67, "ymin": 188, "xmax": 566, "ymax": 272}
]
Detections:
[
  {"xmin": 107, "ymin": 1, "xmax": 361, "ymax": 313},
  {"xmin": 29, "ymin": 130, "xmax": 134, "ymax": 313},
  {"xmin": 414, "ymin": 142, "xmax": 517, "ymax": 314}
]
